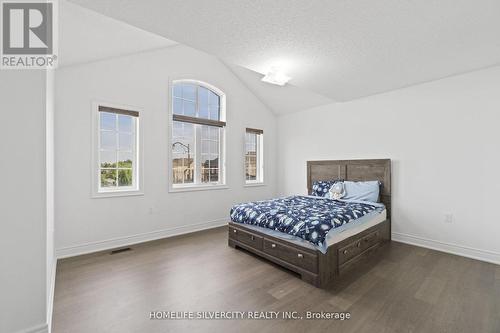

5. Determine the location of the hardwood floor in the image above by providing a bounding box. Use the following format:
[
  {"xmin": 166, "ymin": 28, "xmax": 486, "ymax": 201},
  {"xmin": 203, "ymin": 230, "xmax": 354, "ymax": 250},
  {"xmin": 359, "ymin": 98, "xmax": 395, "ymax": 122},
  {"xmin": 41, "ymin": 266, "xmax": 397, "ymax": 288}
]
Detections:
[{"xmin": 53, "ymin": 227, "xmax": 500, "ymax": 333}]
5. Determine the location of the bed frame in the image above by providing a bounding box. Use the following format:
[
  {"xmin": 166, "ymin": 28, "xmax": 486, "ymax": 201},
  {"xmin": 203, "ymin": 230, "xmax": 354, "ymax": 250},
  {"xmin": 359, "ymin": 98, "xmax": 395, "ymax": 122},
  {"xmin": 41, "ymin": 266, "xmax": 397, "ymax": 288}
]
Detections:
[{"xmin": 228, "ymin": 159, "xmax": 391, "ymax": 288}]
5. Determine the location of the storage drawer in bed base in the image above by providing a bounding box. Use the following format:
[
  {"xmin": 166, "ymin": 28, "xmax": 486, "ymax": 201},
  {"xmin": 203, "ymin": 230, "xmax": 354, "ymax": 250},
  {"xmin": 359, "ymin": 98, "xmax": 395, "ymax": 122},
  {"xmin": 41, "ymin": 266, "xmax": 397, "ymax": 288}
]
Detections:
[{"xmin": 228, "ymin": 220, "xmax": 390, "ymax": 288}]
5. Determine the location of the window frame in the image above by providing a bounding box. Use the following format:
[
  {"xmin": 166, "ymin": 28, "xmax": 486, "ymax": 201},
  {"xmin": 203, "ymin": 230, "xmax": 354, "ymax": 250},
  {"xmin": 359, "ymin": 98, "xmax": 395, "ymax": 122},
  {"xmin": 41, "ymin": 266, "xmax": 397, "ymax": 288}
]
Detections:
[
  {"xmin": 244, "ymin": 128, "xmax": 264, "ymax": 186},
  {"xmin": 91, "ymin": 101, "xmax": 144, "ymax": 198},
  {"xmin": 168, "ymin": 79, "xmax": 227, "ymax": 192}
]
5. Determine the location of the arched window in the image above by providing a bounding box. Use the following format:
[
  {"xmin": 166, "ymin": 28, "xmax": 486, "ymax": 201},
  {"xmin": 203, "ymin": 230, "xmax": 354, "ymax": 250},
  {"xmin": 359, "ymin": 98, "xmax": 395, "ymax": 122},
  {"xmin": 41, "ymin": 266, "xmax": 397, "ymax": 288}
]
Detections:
[{"xmin": 170, "ymin": 80, "xmax": 226, "ymax": 189}]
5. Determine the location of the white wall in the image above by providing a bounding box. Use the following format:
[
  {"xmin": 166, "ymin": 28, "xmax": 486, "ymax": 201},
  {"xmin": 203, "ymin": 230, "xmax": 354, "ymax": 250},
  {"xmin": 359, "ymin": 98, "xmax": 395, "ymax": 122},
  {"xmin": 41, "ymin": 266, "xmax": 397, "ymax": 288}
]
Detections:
[
  {"xmin": 46, "ymin": 69, "xmax": 56, "ymax": 331},
  {"xmin": 0, "ymin": 71, "xmax": 48, "ymax": 333},
  {"xmin": 55, "ymin": 45, "xmax": 277, "ymax": 256},
  {"xmin": 278, "ymin": 66, "xmax": 500, "ymax": 264}
]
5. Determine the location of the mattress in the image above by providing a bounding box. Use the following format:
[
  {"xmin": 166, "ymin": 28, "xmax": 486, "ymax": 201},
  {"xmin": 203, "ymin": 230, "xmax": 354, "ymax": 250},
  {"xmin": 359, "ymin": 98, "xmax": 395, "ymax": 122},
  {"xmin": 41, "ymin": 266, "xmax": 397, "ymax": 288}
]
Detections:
[
  {"xmin": 231, "ymin": 195, "xmax": 384, "ymax": 249},
  {"xmin": 234, "ymin": 208, "xmax": 387, "ymax": 254}
]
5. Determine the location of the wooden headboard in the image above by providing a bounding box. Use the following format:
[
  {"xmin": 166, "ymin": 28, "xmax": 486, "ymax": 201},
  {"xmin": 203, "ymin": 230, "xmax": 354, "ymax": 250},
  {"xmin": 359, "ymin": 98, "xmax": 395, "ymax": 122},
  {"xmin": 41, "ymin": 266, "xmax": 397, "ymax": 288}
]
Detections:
[{"xmin": 307, "ymin": 159, "xmax": 391, "ymax": 218}]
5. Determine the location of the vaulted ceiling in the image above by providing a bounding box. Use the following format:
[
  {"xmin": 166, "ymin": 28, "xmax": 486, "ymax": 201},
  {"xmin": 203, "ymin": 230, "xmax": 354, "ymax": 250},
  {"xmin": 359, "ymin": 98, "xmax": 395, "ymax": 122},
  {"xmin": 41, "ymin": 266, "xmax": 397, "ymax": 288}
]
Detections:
[
  {"xmin": 59, "ymin": 1, "xmax": 177, "ymax": 68},
  {"xmin": 66, "ymin": 0, "xmax": 500, "ymax": 111}
]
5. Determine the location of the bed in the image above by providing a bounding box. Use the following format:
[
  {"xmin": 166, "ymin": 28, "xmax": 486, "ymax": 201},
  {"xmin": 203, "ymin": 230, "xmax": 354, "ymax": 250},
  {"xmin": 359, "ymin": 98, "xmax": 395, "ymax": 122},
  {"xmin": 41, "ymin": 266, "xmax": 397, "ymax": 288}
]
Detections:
[{"xmin": 228, "ymin": 159, "xmax": 391, "ymax": 288}]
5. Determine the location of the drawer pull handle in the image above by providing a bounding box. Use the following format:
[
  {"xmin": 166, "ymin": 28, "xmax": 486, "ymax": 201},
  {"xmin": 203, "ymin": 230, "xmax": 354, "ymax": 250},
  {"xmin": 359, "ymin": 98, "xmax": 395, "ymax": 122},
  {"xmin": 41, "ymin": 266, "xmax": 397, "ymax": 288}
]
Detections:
[
  {"xmin": 233, "ymin": 230, "xmax": 237, "ymax": 233},
  {"xmin": 271, "ymin": 244, "xmax": 276, "ymax": 248},
  {"xmin": 251, "ymin": 235, "xmax": 255, "ymax": 240},
  {"xmin": 343, "ymin": 250, "xmax": 348, "ymax": 254},
  {"xmin": 357, "ymin": 242, "xmax": 361, "ymax": 248},
  {"xmin": 297, "ymin": 253, "xmax": 304, "ymax": 258}
]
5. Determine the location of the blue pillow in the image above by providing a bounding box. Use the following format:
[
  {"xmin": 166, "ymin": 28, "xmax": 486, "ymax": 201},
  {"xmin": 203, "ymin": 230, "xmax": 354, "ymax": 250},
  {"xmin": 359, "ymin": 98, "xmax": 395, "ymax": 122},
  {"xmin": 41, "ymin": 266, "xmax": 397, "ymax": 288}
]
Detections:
[
  {"xmin": 343, "ymin": 181, "xmax": 380, "ymax": 202},
  {"xmin": 311, "ymin": 180, "xmax": 340, "ymax": 197}
]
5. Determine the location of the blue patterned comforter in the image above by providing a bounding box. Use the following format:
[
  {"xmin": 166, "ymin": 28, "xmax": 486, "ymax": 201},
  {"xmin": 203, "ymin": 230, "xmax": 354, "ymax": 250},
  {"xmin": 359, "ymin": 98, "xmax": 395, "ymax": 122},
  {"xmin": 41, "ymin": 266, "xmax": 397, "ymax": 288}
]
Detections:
[{"xmin": 230, "ymin": 196, "xmax": 382, "ymax": 247}]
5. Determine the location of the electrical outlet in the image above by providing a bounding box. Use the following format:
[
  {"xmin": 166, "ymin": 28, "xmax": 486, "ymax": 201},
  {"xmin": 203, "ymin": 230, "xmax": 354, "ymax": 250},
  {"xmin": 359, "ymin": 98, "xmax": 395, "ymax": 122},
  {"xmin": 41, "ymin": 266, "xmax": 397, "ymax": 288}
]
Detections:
[{"xmin": 444, "ymin": 213, "xmax": 453, "ymax": 224}]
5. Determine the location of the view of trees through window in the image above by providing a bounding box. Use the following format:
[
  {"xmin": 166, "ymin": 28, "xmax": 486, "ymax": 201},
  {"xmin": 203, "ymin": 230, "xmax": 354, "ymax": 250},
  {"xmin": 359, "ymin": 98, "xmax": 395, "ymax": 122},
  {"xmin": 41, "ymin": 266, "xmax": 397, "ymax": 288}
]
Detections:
[{"xmin": 99, "ymin": 111, "xmax": 136, "ymax": 189}]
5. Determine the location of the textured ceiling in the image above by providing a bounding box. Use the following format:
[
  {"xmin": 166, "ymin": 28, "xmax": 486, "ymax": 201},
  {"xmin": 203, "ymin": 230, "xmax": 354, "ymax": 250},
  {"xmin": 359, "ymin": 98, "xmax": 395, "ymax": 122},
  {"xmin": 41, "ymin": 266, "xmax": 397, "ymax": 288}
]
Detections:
[
  {"xmin": 58, "ymin": 1, "xmax": 332, "ymax": 114},
  {"xmin": 224, "ymin": 63, "xmax": 333, "ymax": 115},
  {"xmin": 67, "ymin": 0, "xmax": 500, "ymax": 102},
  {"xmin": 58, "ymin": 1, "xmax": 177, "ymax": 68}
]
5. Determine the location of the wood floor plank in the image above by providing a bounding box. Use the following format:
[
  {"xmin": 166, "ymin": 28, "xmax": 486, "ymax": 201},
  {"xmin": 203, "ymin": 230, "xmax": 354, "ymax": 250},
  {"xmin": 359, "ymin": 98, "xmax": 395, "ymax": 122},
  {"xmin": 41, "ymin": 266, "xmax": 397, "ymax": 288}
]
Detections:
[
  {"xmin": 52, "ymin": 227, "xmax": 500, "ymax": 333},
  {"xmin": 414, "ymin": 277, "xmax": 447, "ymax": 304}
]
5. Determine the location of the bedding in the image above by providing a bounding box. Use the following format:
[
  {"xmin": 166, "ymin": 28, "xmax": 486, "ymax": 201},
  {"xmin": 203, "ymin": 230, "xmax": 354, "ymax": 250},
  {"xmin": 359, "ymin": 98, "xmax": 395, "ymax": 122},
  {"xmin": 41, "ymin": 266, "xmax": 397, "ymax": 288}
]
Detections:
[
  {"xmin": 311, "ymin": 180, "xmax": 341, "ymax": 197},
  {"xmin": 236, "ymin": 208, "xmax": 386, "ymax": 253},
  {"xmin": 230, "ymin": 195, "xmax": 384, "ymax": 249}
]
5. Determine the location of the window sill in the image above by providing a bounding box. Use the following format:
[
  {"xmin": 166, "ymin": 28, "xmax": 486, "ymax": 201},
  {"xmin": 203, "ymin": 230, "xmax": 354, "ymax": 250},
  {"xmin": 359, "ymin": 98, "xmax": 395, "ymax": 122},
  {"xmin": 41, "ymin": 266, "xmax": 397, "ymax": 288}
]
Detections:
[
  {"xmin": 244, "ymin": 182, "xmax": 266, "ymax": 188},
  {"xmin": 169, "ymin": 184, "xmax": 229, "ymax": 193},
  {"xmin": 92, "ymin": 190, "xmax": 144, "ymax": 199}
]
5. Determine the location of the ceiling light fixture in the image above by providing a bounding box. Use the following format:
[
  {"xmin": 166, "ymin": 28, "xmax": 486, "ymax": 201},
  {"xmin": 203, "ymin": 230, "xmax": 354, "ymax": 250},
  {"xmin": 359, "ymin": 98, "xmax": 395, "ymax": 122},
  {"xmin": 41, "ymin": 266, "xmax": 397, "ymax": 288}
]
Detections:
[{"xmin": 261, "ymin": 67, "xmax": 291, "ymax": 86}]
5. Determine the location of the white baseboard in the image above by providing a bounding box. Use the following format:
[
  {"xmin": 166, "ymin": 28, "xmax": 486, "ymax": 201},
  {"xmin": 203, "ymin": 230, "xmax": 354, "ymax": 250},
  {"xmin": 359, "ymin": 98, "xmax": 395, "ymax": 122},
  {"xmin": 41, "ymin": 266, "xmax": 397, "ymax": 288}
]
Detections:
[
  {"xmin": 47, "ymin": 259, "xmax": 57, "ymax": 333},
  {"xmin": 56, "ymin": 218, "xmax": 228, "ymax": 259},
  {"xmin": 392, "ymin": 232, "xmax": 500, "ymax": 265},
  {"xmin": 15, "ymin": 323, "xmax": 48, "ymax": 333}
]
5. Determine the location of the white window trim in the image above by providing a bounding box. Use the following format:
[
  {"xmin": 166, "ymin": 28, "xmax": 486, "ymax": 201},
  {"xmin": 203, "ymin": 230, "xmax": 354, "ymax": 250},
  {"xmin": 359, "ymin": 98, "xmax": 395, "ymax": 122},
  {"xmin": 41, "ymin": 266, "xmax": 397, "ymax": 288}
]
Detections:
[
  {"xmin": 168, "ymin": 79, "xmax": 227, "ymax": 192},
  {"xmin": 244, "ymin": 130, "xmax": 265, "ymax": 186},
  {"xmin": 91, "ymin": 101, "xmax": 144, "ymax": 198}
]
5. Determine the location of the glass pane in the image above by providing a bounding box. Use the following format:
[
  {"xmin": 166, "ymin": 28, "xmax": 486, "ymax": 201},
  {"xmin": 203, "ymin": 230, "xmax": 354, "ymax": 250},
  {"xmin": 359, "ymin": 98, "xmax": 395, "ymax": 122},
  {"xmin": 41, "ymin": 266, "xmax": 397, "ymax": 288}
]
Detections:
[
  {"xmin": 208, "ymin": 105, "xmax": 219, "ymax": 121},
  {"xmin": 172, "ymin": 156, "xmax": 194, "ymax": 184},
  {"xmin": 183, "ymin": 122, "xmax": 194, "ymax": 138},
  {"xmin": 100, "ymin": 112, "xmax": 116, "ymax": 131},
  {"xmin": 101, "ymin": 169, "xmax": 117, "ymax": 187},
  {"xmin": 183, "ymin": 100, "xmax": 196, "ymax": 117},
  {"xmin": 201, "ymin": 167, "xmax": 209, "ymax": 183},
  {"xmin": 201, "ymin": 141, "xmax": 210, "ymax": 154},
  {"xmin": 208, "ymin": 90, "xmax": 220, "ymax": 107},
  {"xmin": 172, "ymin": 140, "xmax": 193, "ymax": 155},
  {"xmin": 100, "ymin": 150, "xmax": 116, "ymax": 168},
  {"xmin": 118, "ymin": 115, "xmax": 133, "ymax": 133},
  {"xmin": 245, "ymin": 131, "xmax": 260, "ymax": 182},
  {"xmin": 100, "ymin": 131, "xmax": 116, "ymax": 150},
  {"xmin": 210, "ymin": 169, "xmax": 219, "ymax": 182},
  {"xmin": 172, "ymin": 120, "xmax": 194, "ymax": 185},
  {"xmin": 172, "ymin": 121, "xmax": 183, "ymax": 137},
  {"xmin": 173, "ymin": 84, "xmax": 182, "ymax": 98},
  {"xmin": 210, "ymin": 155, "xmax": 219, "ymax": 169},
  {"xmin": 210, "ymin": 141, "xmax": 218, "ymax": 155},
  {"xmin": 119, "ymin": 133, "xmax": 133, "ymax": 151},
  {"xmin": 209, "ymin": 126, "xmax": 219, "ymax": 140},
  {"xmin": 173, "ymin": 98, "xmax": 183, "ymax": 115},
  {"xmin": 118, "ymin": 151, "xmax": 133, "ymax": 168},
  {"xmin": 198, "ymin": 87, "xmax": 209, "ymax": 107},
  {"xmin": 199, "ymin": 103, "xmax": 209, "ymax": 119},
  {"xmin": 201, "ymin": 154, "xmax": 210, "ymax": 168},
  {"xmin": 182, "ymin": 84, "xmax": 196, "ymax": 101},
  {"xmin": 118, "ymin": 169, "xmax": 133, "ymax": 187},
  {"xmin": 246, "ymin": 133, "xmax": 257, "ymax": 153}
]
